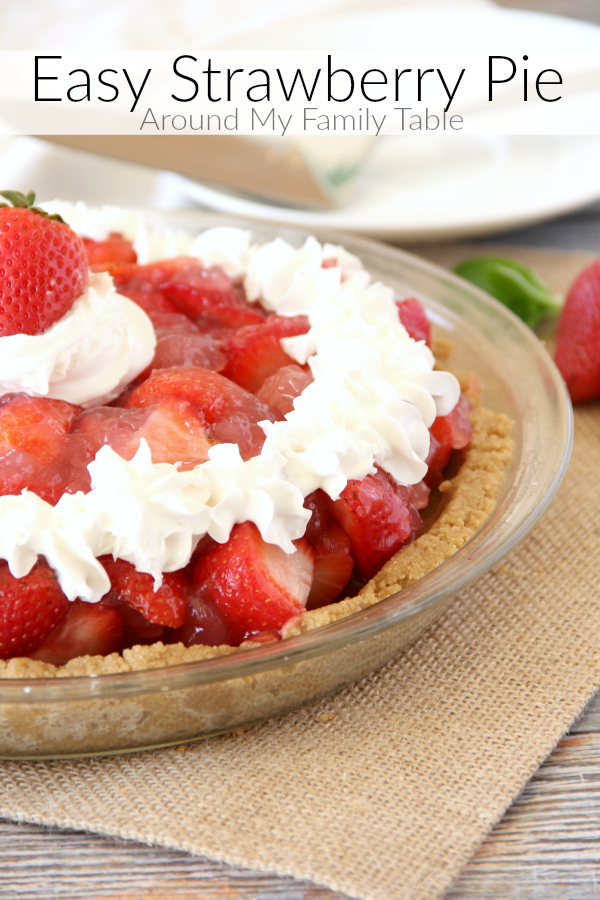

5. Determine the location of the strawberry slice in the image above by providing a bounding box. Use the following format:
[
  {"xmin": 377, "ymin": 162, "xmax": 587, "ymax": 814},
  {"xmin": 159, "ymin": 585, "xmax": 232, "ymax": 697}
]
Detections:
[
  {"xmin": 221, "ymin": 315, "xmax": 310, "ymax": 393},
  {"xmin": 328, "ymin": 469, "xmax": 418, "ymax": 581},
  {"xmin": 425, "ymin": 397, "xmax": 473, "ymax": 489},
  {"xmin": 0, "ymin": 394, "xmax": 79, "ymax": 459},
  {"xmin": 116, "ymin": 284, "xmax": 182, "ymax": 327},
  {"xmin": 83, "ymin": 232, "xmax": 137, "ymax": 270},
  {"xmin": 0, "ymin": 562, "xmax": 70, "ymax": 659},
  {"xmin": 112, "ymin": 264, "xmax": 183, "ymax": 326},
  {"xmin": 165, "ymin": 586, "xmax": 233, "ymax": 648},
  {"xmin": 55, "ymin": 398, "xmax": 213, "ymax": 498},
  {"xmin": 100, "ymin": 557, "xmax": 188, "ymax": 628},
  {"xmin": 395, "ymin": 297, "xmax": 431, "ymax": 345},
  {"xmin": 555, "ymin": 259, "xmax": 600, "ymax": 403},
  {"xmin": 30, "ymin": 599, "xmax": 124, "ymax": 666},
  {"xmin": 303, "ymin": 489, "xmax": 330, "ymax": 542},
  {"xmin": 306, "ymin": 522, "xmax": 353, "ymax": 610},
  {"xmin": 134, "ymin": 398, "xmax": 213, "ymax": 466},
  {"xmin": 126, "ymin": 366, "xmax": 275, "ymax": 423},
  {"xmin": 192, "ymin": 522, "xmax": 315, "ymax": 643},
  {"xmin": 70, "ymin": 396, "xmax": 212, "ymax": 468},
  {"xmin": 150, "ymin": 313, "xmax": 227, "ymax": 373},
  {"xmin": 110, "ymin": 601, "xmax": 165, "ymax": 646},
  {"xmin": 0, "ymin": 394, "xmax": 80, "ymax": 504},
  {"xmin": 256, "ymin": 364, "xmax": 314, "ymax": 416},
  {"xmin": 113, "ymin": 257, "xmax": 265, "ymax": 329},
  {"xmin": 159, "ymin": 261, "xmax": 266, "ymax": 328},
  {"xmin": 126, "ymin": 366, "xmax": 281, "ymax": 460}
]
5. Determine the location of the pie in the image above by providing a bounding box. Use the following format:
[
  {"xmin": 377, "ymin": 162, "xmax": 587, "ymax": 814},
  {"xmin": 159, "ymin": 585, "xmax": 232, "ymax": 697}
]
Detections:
[{"xmin": 0, "ymin": 200, "xmax": 512, "ymax": 679}]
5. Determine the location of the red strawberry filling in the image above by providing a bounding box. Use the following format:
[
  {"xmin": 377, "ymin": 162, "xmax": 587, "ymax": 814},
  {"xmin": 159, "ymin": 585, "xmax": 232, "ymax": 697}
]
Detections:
[{"xmin": 0, "ymin": 235, "xmax": 473, "ymax": 664}]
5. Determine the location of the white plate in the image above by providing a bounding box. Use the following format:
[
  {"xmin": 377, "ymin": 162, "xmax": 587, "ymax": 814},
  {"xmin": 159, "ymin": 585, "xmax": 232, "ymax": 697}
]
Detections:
[
  {"xmin": 214, "ymin": 6, "xmax": 600, "ymax": 53},
  {"xmin": 177, "ymin": 7, "xmax": 600, "ymax": 240},
  {"xmin": 179, "ymin": 134, "xmax": 600, "ymax": 241}
]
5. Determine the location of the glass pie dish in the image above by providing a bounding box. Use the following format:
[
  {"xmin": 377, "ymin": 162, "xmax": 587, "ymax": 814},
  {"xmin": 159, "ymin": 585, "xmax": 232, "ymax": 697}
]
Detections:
[{"xmin": 0, "ymin": 213, "xmax": 573, "ymax": 758}]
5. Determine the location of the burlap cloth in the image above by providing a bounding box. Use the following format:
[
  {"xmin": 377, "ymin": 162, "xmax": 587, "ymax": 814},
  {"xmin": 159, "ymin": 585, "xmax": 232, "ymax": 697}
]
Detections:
[{"xmin": 0, "ymin": 245, "xmax": 598, "ymax": 900}]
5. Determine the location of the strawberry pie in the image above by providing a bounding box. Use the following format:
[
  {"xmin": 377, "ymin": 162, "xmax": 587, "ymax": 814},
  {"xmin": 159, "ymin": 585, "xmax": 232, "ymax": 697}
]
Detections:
[{"xmin": 0, "ymin": 195, "xmax": 511, "ymax": 676}]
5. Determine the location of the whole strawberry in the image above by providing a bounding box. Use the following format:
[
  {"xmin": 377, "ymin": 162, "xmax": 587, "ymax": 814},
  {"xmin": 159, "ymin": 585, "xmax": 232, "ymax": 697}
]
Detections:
[
  {"xmin": 555, "ymin": 260, "xmax": 600, "ymax": 403},
  {"xmin": 0, "ymin": 190, "xmax": 88, "ymax": 338},
  {"xmin": 0, "ymin": 562, "xmax": 70, "ymax": 659}
]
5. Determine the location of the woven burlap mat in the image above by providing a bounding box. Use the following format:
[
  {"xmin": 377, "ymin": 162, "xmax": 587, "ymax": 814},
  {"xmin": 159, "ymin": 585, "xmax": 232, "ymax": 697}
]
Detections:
[{"xmin": 0, "ymin": 245, "xmax": 598, "ymax": 900}]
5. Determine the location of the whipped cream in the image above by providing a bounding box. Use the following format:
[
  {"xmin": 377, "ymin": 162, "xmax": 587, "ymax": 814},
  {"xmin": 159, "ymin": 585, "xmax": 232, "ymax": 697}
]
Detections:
[
  {"xmin": 0, "ymin": 272, "xmax": 156, "ymax": 407},
  {"xmin": 0, "ymin": 441, "xmax": 310, "ymax": 601},
  {"xmin": 0, "ymin": 206, "xmax": 461, "ymax": 601},
  {"xmin": 41, "ymin": 201, "xmax": 195, "ymax": 265}
]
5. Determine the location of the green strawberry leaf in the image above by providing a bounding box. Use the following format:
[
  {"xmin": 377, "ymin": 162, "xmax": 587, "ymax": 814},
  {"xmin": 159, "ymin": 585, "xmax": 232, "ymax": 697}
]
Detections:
[
  {"xmin": 0, "ymin": 190, "xmax": 31, "ymax": 208},
  {"xmin": 0, "ymin": 190, "xmax": 65, "ymax": 223},
  {"xmin": 454, "ymin": 256, "xmax": 562, "ymax": 328}
]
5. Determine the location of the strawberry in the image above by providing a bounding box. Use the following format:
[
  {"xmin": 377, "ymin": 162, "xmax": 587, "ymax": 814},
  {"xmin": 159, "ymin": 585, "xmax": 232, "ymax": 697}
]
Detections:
[
  {"xmin": 0, "ymin": 394, "xmax": 80, "ymax": 503},
  {"xmin": 328, "ymin": 469, "xmax": 421, "ymax": 580},
  {"xmin": 132, "ymin": 398, "xmax": 213, "ymax": 467},
  {"xmin": 112, "ymin": 262, "xmax": 183, "ymax": 326},
  {"xmin": 30, "ymin": 599, "xmax": 124, "ymax": 666},
  {"xmin": 115, "ymin": 288, "xmax": 182, "ymax": 328},
  {"xmin": 306, "ymin": 522, "xmax": 353, "ymax": 610},
  {"xmin": 58, "ymin": 397, "xmax": 213, "ymax": 497},
  {"xmin": 159, "ymin": 260, "xmax": 266, "ymax": 328},
  {"xmin": 221, "ymin": 315, "xmax": 310, "ymax": 393},
  {"xmin": 72, "ymin": 397, "xmax": 212, "ymax": 467},
  {"xmin": 192, "ymin": 522, "xmax": 315, "ymax": 643},
  {"xmin": 0, "ymin": 190, "xmax": 88, "ymax": 338},
  {"xmin": 395, "ymin": 297, "xmax": 431, "ymax": 345},
  {"xmin": 150, "ymin": 313, "xmax": 226, "ymax": 373},
  {"xmin": 425, "ymin": 397, "xmax": 473, "ymax": 489},
  {"xmin": 0, "ymin": 562, "xmax": 70, "ymax": 659},
  {"xmin": 115, "ymin": 602, "xmax": 165, "ymax": 646},
  {"xmin": 303, "ymin": 489, "xmax": 330, "ymax": 542},
  {"xmin": 0, "ymin": 394, "xmax": 78, "ymax": 459},
  {"xmin": 120, "ymin": 286, "xmax": 183, "ymax": 328},
  {"xmin": 256, "ymin": 364, "xmax": 314, "ymax": 416},
  {"xmin": 83, "ymin": 232, "xmax": 137, "ymax": 271},
  {"xmin": 165, "ymin": 586, "xmax": 233, "ymax": 648},
  {"xmin": 126, "ymin": 366, "xmax": 281, "ymax": 460},
  {"xmin": 0, "ymin": 458, "xmax": 71, "ymax": 505},
  {"xmin": 100, "ymin": 557, "xmax": 188, "ymax": 628},
  {"xmin": 555, "ymin": 260, "xmax": 600, "ymax": 403}
]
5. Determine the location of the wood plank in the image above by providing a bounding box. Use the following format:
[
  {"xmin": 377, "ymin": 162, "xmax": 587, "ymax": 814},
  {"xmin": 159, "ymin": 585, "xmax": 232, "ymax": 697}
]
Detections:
[
  {"xmin": 570, "ymin": 690, "xmax": 600, "ymax": 734},
  {"xmin": 0, "ymin": 820, "xmax": 344, "ymax": 900},
  {"xmin": 447, "ymin": 731, "xmax": 600, "ymax": 899}
]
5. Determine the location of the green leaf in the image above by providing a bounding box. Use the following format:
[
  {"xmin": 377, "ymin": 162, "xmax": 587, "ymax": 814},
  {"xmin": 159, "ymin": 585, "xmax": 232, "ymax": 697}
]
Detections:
[
  {"xmin": 0, "ymin": 190, "xmax": 64, "ymax": 222},
  {"xmin": 0, "ymin": 190, "xmax": 30, "ymax": 208},
  {"xmin": 453, "ymin": 255, "xmax": 562, "ymax": 328}
]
